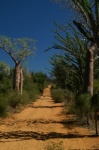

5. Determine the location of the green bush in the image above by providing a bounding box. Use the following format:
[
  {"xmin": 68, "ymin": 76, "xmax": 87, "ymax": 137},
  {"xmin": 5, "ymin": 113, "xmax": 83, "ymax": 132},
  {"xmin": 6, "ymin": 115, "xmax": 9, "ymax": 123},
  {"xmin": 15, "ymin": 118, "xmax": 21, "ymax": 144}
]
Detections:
[
  {"xmin": 75, "ymin": 93, "xmax": 91, "ymax": 117},
  {"xmin": 45, "ymin": 142, "xmax": 64, "ymax": 150},
  {"xmin": 31, "ymin": 72, "xmax": 48, "ymax": 94},
  {"xmin": 0, "ymin": 94, "xmax": 8, "ymax": 117},
  {"xmin": 91, "ymin": 93, "xmax": 99, "ymax": 111},
  {"xmin": 20, "ymin": 90, "xmax": 29, "ymax": 105},
  {"xmin": 7, "ymin": 89, "xmax": 39, "ymax": 109},
  {"xmin": 0, "ymin": 70, "xmax": 48, "ymax": 116},
  {"xmin": 23, "ymin": 75, "xmax": 41, "ymax": 100},
  {"xmin": 8, "ymin": 89, "xmax": 38, "ymax": 108},
  {"xmin": 8, "ymin": 90, "xmax": 22, "ymax": 108},
  {"xmin": 51, "ymin": 84, "xmax": 57, "ymax": 90},
  {"xmin": 28, "ymin": 89, "xmax": 40, "ymax": 102},
  {"xmin": 91, "ymin": 93, "xmax": 99, "ymax": 136},
  {"xmin": 64, "ymin": 89, "xmax": 74, "ymax": 103},
  {"xmin": 94, "ymin": 80, "xmax": 99, "ymax": 94},
  {"xmin": 0, "ymin": 77, "xmax": 12, "ymax": 93},
  {"xmin": 51, "ymin": 88, "xmax": 65, "ymax": 103}
]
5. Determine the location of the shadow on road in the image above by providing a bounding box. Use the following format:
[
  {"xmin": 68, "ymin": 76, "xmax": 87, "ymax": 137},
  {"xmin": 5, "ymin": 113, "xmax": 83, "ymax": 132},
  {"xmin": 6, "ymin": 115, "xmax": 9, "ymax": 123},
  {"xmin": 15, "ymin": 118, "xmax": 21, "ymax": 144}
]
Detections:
[
  {"xmin": 0, "ymin": 130, "xmax": 98, "ymax": 142},
  {"xmin": 31, "ymin": 106, "xmax": 63, "ymax": 109},
  {"xmin": 27, "ymin": 119, "xmax": 77, "ymax": 130}
]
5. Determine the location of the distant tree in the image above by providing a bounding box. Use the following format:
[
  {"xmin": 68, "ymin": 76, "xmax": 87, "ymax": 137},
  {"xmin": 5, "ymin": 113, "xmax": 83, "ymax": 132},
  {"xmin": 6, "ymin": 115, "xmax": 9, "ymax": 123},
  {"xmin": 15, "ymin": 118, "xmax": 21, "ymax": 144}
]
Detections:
[
  {"xmin": 0, "ymin": 61, "xmax": 10, "ymax": 75},
  {"xmin": 50, "ymin": 54, "xmax": 68, "ymax": 89},
  {"xmin": 31, "ymin": 72, "xmax": 48, "ymax": 93},
  {"xmin": 0, "ymin": 61, "xmax": 12, "ymax": 93},
  {"xmin": 0, "ymin": 36, "xmax": 36, "ymax": 93}
]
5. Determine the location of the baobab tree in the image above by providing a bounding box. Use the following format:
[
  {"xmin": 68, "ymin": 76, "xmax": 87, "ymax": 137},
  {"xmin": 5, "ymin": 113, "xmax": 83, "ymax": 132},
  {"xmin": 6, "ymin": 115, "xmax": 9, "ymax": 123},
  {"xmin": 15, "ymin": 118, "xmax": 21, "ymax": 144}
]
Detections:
[{"xmin": 0, "ymin": 36, "xmax": 36, "ymax": 94}]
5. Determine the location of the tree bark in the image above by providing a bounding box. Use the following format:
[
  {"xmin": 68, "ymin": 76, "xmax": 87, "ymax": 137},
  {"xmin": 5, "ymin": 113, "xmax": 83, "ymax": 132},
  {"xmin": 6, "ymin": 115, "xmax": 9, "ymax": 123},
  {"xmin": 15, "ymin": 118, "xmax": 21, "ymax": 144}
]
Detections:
[
  {"xmin": 13, "ymin": 64, "xmax": 23, "ymax": 94},
  {"xmin": 19, "ymin": 67, "xmax": 23, "ymax": 94},
  {"xmin": 84, "ymin": 43, "xmax": 96, "ymax": 96}
]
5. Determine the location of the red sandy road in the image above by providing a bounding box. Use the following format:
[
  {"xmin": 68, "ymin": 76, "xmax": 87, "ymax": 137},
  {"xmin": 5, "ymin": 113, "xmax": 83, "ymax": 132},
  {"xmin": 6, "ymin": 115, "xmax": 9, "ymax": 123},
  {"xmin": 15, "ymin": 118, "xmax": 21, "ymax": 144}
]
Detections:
[{"xmin": 0, "ymin": 85, "xmax": 98, "ymax": 149}]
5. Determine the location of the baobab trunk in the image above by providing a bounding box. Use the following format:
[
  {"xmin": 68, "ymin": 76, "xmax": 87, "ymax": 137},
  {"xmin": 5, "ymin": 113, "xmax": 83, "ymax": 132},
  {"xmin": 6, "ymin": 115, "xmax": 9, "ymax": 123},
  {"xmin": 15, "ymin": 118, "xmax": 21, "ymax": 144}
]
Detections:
[
  {"xmin": 19, "ymin": 67, "xmax": 23, "ymax": 94},
  {"xmin": 84, "ymin": 43, "xmax": 96, "ymax": 96},
  {"xmin": 13, "ymin": 64, "xmax": 23, "ymax": 94}
]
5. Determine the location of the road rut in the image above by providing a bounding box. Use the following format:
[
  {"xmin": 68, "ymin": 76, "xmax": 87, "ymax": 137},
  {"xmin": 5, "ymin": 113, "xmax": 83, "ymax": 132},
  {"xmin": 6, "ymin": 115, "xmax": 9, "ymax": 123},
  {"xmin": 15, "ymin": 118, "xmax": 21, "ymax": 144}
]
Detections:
[{"xmin": 0, "ymin": 85, "xmax": 99, "ymax": 149}]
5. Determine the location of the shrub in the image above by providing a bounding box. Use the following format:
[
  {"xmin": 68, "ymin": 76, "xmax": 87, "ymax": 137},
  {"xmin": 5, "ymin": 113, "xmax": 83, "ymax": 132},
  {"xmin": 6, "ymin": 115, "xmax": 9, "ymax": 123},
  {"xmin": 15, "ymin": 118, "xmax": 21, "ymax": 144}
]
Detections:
[
  {"xmin": 8, "ymin": 90, "xmax": 22, "ymax": 108},
  {"xmin": 94, "ymin": 80, "xmax": 99, "ymax": 94},
  {"xmin": 0, "ymin": 77, "xmax": 12, "ymax": 93},
  {"xmin": 51, "ymin": 84, "xmax": 57, "ymax": 90},
  {"xmin": 7, "ymin": 89, "xmax": 39, "ymax": 109},
  {"xmin": 20, "ymin": 90, "xmax": 29, "ymax": 105},
  {"xmin": 28, "ymin": 88, "xmax": 40, "ymax": 102},
  {"xmin": 51, "ymin": 88, "xmax": 65, "ymax": 103},
  {"xmin": 31, "ymin": 72, "xmax": 48, "ymax": 94},
  {"xmin": 75, "ymin": 94, "xmax": 91, "ymax": 113},
  {"xmin": 45, "ymin": 141, "xmax": 64, "ymax": 150},
  {"xmin": 64, "ymin": 89, "xmax": 74, "ymax": 104},
  {"xmin": 0, "ymin": 94, "xmax": 8, "ymax": 117},
  {"xmin": 91, "ymin": 93, "xmax": 99, "ymax": 136},
  {"xmin": 23, "ymin": 75, "xmax": 41, "ymax": 100},
  {"xmin": 91, "ymin": 93, "xmax": 99, "ymax": 111}
]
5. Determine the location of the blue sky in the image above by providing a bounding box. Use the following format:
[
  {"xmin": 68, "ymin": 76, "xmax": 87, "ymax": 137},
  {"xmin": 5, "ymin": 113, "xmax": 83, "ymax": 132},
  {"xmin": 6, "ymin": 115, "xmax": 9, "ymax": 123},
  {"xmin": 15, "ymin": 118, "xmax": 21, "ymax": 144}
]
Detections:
[{"xmin": 0, "ymin": 0, "xmax": 72, "ymax": 76}]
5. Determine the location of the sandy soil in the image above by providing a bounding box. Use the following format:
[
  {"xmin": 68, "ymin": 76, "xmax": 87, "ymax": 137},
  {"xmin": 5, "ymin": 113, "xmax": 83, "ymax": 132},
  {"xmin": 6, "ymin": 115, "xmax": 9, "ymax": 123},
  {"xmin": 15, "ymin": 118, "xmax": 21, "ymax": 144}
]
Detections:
[{"xmin": 0, "ymin": 85, "xmax": 99, "ymax": 150}]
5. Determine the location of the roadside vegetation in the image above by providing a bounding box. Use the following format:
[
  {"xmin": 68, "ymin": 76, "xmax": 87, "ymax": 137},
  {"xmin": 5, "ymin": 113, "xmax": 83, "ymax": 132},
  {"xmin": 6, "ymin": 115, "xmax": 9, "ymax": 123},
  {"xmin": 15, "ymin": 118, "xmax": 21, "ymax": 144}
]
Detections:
[
  {"xmin": 0, "ymin": 61, "xmax": 48, "ymax": 117},
  {"xmin": 45, "ymin": 141, "xmax": 64, "ymax": 150},
  {"xmin": 0, "ymin": 0, "xmax": 99, "ymax": 137},
  {"xmin": 49, "ymin": 0, "xmax": 99, "ymax": 136}
]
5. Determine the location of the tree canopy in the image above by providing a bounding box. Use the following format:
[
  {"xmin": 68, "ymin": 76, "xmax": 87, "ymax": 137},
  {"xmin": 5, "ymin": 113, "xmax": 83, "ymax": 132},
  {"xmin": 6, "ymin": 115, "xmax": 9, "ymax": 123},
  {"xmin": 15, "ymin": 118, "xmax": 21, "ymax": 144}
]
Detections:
[{"xmin": 0, "ymin": 36, "xmax": 36, "ymax": 65}]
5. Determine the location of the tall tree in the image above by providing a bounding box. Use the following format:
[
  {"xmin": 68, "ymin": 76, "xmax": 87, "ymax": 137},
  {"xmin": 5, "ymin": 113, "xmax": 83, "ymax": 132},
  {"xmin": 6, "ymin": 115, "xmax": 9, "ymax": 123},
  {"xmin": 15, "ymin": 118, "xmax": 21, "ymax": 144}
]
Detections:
[
  {"xmin": 0, "ymin": 36, "xmax": 36, "ymax": 93},
  {"xmin": 47, "ymin": 22, "xmax": 88, "ymax": 93},
  {"xmin": 52, "ymin": 0, "xmax": 99, "ymax": 95},
  {"xmin": 72, "ymin": 0, "xmax": 99, "ymax": 95}
]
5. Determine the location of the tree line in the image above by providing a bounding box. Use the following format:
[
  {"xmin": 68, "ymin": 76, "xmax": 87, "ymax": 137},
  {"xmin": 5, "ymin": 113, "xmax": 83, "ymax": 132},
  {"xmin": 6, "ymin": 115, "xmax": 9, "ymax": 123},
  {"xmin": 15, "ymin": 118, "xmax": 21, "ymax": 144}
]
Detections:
[
  {"xmin": 0, "ymin": 0, "xmax": 99, "ymax": 136},
  {"xmin": 49, "ymin": 0, "xmax": 99, "ymax": 136},
  {"xmin": 0, "ymin": 37, "xmax": 48, "ymax": 117},
  {"xmin": 0, "ymin": 61, "xmax": 48, "ymax": 116}
]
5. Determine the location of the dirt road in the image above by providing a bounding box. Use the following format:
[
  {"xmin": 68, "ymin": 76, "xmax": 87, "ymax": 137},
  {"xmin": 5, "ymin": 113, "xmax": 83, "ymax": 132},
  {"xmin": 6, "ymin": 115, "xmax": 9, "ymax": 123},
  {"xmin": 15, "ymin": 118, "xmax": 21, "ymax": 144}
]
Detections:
[{"xmin": 0, "ymin": 85, "xmax": 99, "ymax": 149}]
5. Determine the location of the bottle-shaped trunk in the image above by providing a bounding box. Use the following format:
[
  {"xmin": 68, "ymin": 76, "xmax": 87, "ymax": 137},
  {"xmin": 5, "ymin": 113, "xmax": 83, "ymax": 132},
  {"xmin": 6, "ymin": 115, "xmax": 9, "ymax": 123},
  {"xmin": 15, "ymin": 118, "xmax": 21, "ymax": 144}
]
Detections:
[{"xmin": 13, "ymin": 64, "xmax": 23, "ymax": 94}]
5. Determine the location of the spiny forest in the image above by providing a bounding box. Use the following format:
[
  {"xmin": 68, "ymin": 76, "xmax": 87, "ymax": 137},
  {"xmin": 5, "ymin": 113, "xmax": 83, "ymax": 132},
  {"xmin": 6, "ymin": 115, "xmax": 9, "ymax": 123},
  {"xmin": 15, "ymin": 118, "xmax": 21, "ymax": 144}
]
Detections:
[
  {"xmin": 49, "ymin": 0, "xmax": 99, "ymax": 136},
  {"xmin": 0, "ymin": 0, "xmax": 99, "ymax": 136}
]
